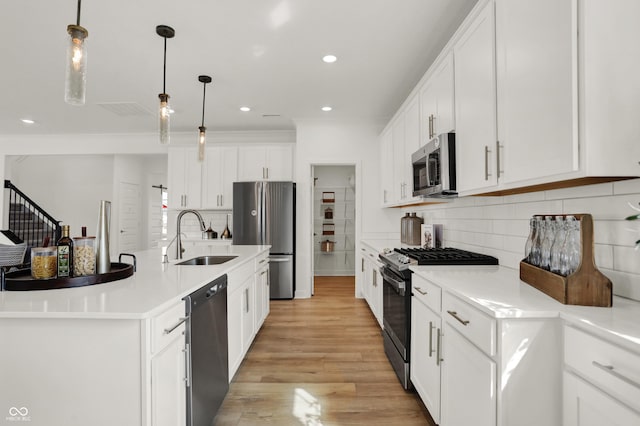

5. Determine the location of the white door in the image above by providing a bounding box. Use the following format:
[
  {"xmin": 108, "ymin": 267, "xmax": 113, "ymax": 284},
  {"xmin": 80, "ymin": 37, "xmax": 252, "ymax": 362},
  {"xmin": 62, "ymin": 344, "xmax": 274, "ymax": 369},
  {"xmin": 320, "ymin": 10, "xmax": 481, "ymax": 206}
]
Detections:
[{"xmin": 118, "ymin": 182, "xmax": 140, "ymax": 254}]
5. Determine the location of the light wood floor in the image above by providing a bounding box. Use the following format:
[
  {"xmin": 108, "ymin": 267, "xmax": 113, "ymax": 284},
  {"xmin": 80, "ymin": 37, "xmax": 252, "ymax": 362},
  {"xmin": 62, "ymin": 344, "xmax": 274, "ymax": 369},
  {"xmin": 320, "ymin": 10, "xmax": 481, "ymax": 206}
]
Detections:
[{"xmin": 214, "ymin": 276, "xmax": 435, "ymax": 425}]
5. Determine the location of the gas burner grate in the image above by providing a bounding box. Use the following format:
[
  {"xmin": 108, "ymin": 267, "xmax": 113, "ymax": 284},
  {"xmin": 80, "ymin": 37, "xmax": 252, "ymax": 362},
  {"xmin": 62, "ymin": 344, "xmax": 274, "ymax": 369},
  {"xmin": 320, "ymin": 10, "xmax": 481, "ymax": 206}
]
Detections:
[{"xmin": 394, "ymin": 247, "xmax": 498, "ymax": 266}]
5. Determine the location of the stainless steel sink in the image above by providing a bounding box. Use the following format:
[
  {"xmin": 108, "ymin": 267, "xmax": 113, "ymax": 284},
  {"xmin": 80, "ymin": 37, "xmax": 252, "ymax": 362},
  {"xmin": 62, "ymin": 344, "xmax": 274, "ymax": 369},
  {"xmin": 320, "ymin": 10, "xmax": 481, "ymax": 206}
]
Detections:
[{"xmin": 176, "ymin": 255, "xmax": 237, "ymax": 266}]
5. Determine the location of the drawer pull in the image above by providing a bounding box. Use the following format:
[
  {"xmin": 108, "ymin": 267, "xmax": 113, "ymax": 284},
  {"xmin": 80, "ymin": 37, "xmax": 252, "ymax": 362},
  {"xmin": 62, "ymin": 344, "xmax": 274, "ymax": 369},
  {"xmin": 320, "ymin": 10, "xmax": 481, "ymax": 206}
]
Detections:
[
  {"xmin": 436, "ymin": 328, "xmax": 443, "ymax": 366},
  {"xmin": 447, "ymin": 310, "xmax": 470, "ymax": 326},
  {"xmin": 592, "ymin": 361, "xmax": 640, "ymax": 390},
  {"xmin": 414, "ymin": 287, "xmax": 428, "ymax": 296},
  {"xmin": 164, "ymin": 317, "xmax": 187, "ymax": 335},
  {"xmin": 429, "ymin": 321, "xmax": 435, "ymax": 357}
]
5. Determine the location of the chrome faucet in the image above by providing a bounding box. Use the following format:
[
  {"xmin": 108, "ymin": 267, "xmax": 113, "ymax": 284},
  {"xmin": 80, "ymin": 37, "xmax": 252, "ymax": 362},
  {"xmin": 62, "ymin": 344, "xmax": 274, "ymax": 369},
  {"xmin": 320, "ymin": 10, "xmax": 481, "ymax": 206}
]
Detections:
[{"xmin": 176, "ymin": 210, "xmax": 207, "ymax": 259}]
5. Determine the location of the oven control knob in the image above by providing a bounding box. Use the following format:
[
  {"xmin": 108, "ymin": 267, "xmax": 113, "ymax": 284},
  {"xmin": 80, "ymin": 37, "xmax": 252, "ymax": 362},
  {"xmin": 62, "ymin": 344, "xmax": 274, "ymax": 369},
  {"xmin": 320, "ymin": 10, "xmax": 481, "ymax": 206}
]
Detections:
[{"xmin": 398, "ymin": 255, "xmax": 410, "ymax": 264}]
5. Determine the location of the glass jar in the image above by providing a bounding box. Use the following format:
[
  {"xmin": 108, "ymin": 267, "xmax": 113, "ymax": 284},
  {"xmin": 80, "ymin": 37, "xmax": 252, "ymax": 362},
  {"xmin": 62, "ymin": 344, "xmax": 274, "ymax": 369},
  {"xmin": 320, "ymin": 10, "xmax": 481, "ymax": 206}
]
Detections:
[
  {"xmin": 540, "ymin": 216, "xmax": 556, "ymax": 270},
  {"xmin": 73, "ymin": 236, "xmax": 96, "ymax": 276},
  {"xmin": 550, "ymin": 216, "xmax": 567, "ymax": 274},
  {"xmin": 31, "ymin": 246, "xmax": 58, "ymax": 279},
  {"xmin": 529, "ymin": 216, "xmax": 543, "ymax": 266},
  {"xmin": 524, "ymin": 217, "xmax": 536, "ymax": 260},
  {"xmin": 566, "ymin": 217, "xmax": 582, "ymax": 275}
]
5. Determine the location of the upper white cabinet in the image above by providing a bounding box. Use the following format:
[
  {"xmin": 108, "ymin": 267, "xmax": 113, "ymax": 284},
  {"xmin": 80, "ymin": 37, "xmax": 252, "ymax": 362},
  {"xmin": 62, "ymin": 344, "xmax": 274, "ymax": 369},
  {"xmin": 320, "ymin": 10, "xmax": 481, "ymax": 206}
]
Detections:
[
  {"xmin": 392, "ymin": 114, "xmax": 408, "ymax": 202},
  {"xmin": 495, "ymin": 0, "xmax": 578, "ymax": 185},
  {"xmin": 168, "ymin": 147, "xmax": 202, "ymax": 209},
  {"xmin": 453, "ymin": 1, "xmax": 498, "ymax": 193},
  {"xmin": 380, "ymin": 127, "xmax": 394, "ymax": 205},
  {"xmin": 202, "ymin": 146, "xmax": 238, "ymax": 209},
  {"xmin": 420, "ymin": 52, "xmax": 455, "ymax": 141},
  {"xmin": 237, "ymin": 144, "xmax": 294, "ymax": 181}
]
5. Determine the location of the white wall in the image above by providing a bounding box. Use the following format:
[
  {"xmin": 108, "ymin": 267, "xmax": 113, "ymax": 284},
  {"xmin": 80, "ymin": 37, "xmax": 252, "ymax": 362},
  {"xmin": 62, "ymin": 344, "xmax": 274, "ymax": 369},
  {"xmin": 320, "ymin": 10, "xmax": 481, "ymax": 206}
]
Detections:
[
  {"xmin": 403, "ymin": 178, "xmax": 640, "ymax": 302},
  {"xmin": 295, "ymin": 120, "xmax": 397, "ymax": 298}
]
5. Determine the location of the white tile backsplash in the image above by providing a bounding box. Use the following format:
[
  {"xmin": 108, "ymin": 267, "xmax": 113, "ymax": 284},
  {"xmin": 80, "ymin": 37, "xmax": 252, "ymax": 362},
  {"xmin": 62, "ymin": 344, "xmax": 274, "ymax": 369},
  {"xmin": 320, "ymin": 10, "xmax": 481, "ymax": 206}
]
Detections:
[{"xmin": 412, "ymin": 179, "xmax": 640, "ymax": 301}]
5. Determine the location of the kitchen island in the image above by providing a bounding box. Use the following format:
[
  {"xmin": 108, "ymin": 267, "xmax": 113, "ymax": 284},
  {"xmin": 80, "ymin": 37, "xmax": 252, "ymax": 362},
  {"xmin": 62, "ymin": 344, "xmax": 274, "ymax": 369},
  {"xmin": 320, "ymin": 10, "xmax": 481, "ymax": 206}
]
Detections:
[{"xmin": 0, "ymin": 244, "xmax": 270, "ymax": 426}]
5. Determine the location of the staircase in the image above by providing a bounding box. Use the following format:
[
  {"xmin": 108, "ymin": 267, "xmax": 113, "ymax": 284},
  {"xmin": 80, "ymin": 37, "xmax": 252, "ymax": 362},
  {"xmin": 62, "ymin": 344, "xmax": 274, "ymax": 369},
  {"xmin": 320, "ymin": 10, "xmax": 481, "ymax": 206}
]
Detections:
[{"xmin": 4, "ymin": 180, "xmax": 61, "ymax": 253}]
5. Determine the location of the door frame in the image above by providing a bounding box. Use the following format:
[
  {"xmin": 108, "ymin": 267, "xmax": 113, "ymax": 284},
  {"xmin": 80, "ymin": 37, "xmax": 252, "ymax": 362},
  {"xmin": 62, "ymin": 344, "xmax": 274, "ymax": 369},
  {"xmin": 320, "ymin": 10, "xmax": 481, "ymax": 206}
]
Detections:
[{"xmin": 309, "ymin": 162, "xmax": 359, "ymax": 296}]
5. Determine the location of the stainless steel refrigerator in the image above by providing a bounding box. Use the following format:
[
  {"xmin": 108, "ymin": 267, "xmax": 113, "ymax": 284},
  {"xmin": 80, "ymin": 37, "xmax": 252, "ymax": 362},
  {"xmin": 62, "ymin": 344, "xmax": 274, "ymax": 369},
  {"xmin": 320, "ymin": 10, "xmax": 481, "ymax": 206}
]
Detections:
[{"xmin": 233, "ymin": 181, "xmax": 295, "ymax": 299}]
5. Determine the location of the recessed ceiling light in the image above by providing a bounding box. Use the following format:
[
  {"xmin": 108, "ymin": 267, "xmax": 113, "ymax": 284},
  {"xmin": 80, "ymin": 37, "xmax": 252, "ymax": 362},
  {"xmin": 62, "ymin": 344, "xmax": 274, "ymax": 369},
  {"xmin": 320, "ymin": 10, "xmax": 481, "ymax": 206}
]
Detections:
[
  {"xmin": 322, "ymin": 55, "xmax": 337, "ymax": 63},
  {"xmin": 322, "ymin": 106, "xmax": 332, "ymax": 112},
  {"xmin": 240, "ymin": 106, "xmax": 251, "ymax": 112},
  {"xmin": 21, "ymin": 118, "xmax": 35, "ymax": 124}
]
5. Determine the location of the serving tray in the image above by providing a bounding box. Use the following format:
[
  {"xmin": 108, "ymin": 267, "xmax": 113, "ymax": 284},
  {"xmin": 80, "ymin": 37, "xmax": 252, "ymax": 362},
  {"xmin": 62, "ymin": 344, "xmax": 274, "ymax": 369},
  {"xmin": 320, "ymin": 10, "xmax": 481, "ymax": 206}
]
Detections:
[{"xmin": 1, "ymin": 261, "xmax": 135, "ymax": 291}]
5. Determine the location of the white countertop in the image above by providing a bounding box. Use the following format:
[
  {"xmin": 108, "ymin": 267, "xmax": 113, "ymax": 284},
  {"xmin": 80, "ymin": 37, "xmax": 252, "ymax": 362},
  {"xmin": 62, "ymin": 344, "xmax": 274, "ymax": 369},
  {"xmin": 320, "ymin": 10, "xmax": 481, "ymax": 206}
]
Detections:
[
  {"xmin": 0, "ymin": 244, "xmax": 270, "ymax": 320},
  {"xmin": 410, "ymin": 264, "xmax": 640, "ymax": 353}
]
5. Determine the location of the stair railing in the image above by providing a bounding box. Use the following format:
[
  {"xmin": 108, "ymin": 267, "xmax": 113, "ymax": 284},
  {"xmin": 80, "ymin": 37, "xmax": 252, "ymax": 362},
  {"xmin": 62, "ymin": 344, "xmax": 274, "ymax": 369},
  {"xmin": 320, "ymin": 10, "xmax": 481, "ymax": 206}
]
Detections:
[{"xmin": 4, "ymin": 180, "xmax": 61, "ymax": 248}]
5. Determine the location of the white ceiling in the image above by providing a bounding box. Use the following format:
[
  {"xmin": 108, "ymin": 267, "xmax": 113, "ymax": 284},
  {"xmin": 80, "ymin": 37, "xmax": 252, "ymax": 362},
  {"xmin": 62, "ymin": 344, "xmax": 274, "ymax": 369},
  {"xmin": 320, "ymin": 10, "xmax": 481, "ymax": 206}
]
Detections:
[{"xmin": 1, "ymin": 0, "xmax": 477, "ymax": 136}]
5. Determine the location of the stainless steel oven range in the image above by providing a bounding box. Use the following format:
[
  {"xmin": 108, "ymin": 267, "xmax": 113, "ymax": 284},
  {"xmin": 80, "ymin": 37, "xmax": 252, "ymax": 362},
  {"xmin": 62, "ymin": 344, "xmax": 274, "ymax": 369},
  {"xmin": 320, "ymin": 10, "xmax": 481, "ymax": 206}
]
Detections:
[{"xmin": 379, "ymin": 248, "xmax": 498, "ymax": 390}]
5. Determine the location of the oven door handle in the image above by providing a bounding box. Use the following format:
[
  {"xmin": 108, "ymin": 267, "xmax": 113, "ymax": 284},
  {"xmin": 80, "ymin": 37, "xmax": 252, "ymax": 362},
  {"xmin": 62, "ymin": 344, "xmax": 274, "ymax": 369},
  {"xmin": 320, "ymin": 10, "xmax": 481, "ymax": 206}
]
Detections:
[{"xmin": 381, "ymin": 269, "xmax": 406, "ymax": 296}]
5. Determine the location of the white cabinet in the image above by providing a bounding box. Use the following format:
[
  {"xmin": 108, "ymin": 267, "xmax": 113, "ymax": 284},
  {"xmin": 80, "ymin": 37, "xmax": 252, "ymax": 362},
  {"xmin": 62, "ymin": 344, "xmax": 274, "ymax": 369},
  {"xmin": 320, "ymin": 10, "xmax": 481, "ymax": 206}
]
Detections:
[
  {"xmin": 411, "ymin": 275, "xmax": 442, "ymax": 423},
  {"xmin": 454, "ymin": 0, "xmax": 498, "ymax": 193},
  {"xmin": 563, "ymin": 372, "xmax": 640, "ymax": 426},
  {"xmin": 168, "ymin": 147, "xmax": 202, "ymax": 209},
  {"xmin": 563, "ymin": 325, "xmax": 640, "ymax": 425},
  {"xmin": 237, "ymin": 144, "xmax": 294, "ymax": 181},
  {"xmin": 440, "ymin": 322, "xmax": 497, "ymax": 426},
  {"xmin": 359, "ymin": 244, "xmax": 383, "ymax": 328},
  {"xmin": 202, "ymin": 146, "xmax": 237, "ymax": 209},
  {"xmin": 420, "ymin": 52, "xmax": 455, "ymax": 141},
  {"xmin": 392, "ymin": 115, "xmax": 409, "ymax": 202},
  {"xmin": 150, "ymin": 302, "xmax": 187, "ymax": 426},
  {"xmin": 380, "ymin": 127, "xmax": 395, "ymax": 206},
  {"xmin": 495, "ymin": 0, "xmax": 578, "ymax": 185},
  {"xmin": 255, "ymin": 255, "xmax": 270, "ymax": 329},
  {"xmin": 227, "ymin": 255, "xmax": 270, "ymax": 379},
  {"xmin": 389, "ymin": 96, "xmax": 420, "ymax": 205}
]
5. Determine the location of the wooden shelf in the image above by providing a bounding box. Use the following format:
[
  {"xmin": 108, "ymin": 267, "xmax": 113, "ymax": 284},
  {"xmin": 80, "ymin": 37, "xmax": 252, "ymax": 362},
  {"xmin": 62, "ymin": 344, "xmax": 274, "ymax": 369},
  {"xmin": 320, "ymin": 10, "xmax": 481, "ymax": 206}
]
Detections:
[{"xmin": 519, "ymin": 214, "xmax": 612, "ymax": 307}]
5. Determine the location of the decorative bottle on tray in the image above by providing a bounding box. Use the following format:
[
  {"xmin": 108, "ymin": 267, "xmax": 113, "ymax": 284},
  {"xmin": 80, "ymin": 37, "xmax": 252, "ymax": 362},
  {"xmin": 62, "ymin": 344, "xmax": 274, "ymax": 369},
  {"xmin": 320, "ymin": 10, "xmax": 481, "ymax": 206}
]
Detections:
[{"xmin": 57, "ymin": 225, "xmax": 74, "ymax": 277}]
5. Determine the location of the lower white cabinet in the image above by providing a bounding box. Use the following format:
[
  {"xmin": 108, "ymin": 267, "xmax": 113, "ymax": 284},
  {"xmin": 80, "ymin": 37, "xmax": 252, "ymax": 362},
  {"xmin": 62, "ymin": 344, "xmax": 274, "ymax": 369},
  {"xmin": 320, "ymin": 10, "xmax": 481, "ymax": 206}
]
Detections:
[
  {"xmin": 151, "ymin": 327, "xmax": 187, "ymax": 426},
  {"xmin": 411, "ymin": 288, "xmax": 442, "ymax": 423},
  {"xmin": 440, "ymin": 322, "xmax": 497, "ymax": 426},
  {"xmin": 227, "ymin": 255, "xmax": 271, "ymax": 379},
  {"xmin": 563, "ymin": 372, "xmax": 640, "ymax": 426},
  {"xmin": 563, "ymin": 325, "xmax": 640, "ymax": 425},
  {"xmin": 359, "ymin": 245, "xmax": 383, "ymax": 328}
]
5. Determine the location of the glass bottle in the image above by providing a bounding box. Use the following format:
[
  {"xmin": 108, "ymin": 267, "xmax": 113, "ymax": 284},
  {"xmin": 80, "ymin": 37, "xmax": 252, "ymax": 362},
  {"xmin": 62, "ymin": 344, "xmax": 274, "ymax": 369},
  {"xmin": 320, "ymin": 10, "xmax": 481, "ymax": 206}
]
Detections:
[
  {"xmin": 540, "ymin": 216, "xmax": 556, "ymax": 270},
  {"xmin": 550, "ymin": 216, "xmax": 567, "ymax": 274},
  {"xmin": 566, "ymin": 217, "xmax": 582, "ymax": 275},
  {"xmin": 529, "ymin": 216, "xmax": 543, "ymax": 266},
  {"xmin": 57, "ymin": 225, "xmax": 74, "ymax": 278},
  {"xmin": 524, "ymin": 217, "xmax": 536, "ymax": 261}
]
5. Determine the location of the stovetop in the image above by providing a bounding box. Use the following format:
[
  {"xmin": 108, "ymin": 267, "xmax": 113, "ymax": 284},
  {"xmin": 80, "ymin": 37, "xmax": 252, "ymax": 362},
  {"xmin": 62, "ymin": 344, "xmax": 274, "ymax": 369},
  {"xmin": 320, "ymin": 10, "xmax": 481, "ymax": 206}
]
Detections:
[
  {"xmin": 379, "ymin": 247, "xmax": 498, "ymax": 272},
  {"xmin": 395, "ymin": 247, "xmax": 499, "ymax": 266}
]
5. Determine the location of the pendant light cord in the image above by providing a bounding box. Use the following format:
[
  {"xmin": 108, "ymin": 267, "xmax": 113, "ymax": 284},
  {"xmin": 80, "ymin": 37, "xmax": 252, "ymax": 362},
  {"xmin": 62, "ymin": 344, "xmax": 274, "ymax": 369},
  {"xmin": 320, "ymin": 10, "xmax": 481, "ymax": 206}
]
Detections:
[
  {"xmin": 162, "ymin": 37, "xmax": 167, "ymax": 94},
  {"xmin": 76, "ymin": 0, "xmax": 82, "ymax": 25},
  {"xmin": 201, "ymin": 83, "xmax": 207, "ymax": 127}
]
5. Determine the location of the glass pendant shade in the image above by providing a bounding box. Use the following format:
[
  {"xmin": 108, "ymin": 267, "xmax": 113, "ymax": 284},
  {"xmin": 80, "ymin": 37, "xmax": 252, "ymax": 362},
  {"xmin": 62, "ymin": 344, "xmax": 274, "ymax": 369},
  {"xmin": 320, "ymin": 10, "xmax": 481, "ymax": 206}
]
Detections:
[
  {"xmin": 198, "ymin": 126, "xmax": 206, "ymax": 161},
  {"xmin": 159, "ymin": 93, "xmax": 171, "ymax": 144},
  {"xmin": 64, "ymin": 25, "xmax": 88, "ymax": 106}
]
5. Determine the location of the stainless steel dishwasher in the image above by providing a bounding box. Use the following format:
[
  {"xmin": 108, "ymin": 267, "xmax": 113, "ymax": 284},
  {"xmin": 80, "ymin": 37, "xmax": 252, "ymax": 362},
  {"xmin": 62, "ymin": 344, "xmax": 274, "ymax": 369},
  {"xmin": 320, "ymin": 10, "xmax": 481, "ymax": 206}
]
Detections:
[{"xmin": 185, "ymin": 274, "xmax": 229, "ymax": 426}]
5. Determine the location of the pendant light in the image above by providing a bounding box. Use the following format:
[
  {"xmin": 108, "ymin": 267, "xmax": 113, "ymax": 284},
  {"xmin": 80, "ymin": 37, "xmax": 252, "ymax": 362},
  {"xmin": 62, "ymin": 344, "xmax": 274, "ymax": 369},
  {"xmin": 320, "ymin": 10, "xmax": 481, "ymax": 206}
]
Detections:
[
  {"xmin": 156, "ymin": 25, "xmax": 175, "ymax": 144},
  {"xmin": 64, "ymin": 0, "xmax": 89, "ymax": 106},
  {"xmin": 197, "ymin": 75, "xmax": 212, "ymax": 162}
]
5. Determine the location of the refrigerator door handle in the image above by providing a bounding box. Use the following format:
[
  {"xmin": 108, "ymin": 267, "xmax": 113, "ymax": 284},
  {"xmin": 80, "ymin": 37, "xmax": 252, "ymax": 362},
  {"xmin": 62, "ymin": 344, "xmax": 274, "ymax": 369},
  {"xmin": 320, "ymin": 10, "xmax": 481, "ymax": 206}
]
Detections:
[{"xmin": 268, "ymin": 257, "xmax": 291, "ymax": 263}]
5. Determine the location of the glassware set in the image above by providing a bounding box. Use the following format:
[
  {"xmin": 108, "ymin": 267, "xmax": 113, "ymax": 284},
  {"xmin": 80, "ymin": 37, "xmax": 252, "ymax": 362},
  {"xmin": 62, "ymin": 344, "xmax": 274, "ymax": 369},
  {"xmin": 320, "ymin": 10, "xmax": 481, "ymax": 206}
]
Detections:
[{"xmin": 524, "ymin": 215, "xmax": 581, "ymax": 276}]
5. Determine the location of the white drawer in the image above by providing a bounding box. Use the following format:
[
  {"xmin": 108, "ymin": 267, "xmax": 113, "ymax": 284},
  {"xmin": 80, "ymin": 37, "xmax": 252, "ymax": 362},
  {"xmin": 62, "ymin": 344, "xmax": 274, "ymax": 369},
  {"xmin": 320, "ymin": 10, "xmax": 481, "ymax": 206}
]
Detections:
[
  {"xmin": 564, "ymin": 325, "xmax": 640, "ymax": 410},
  {"xmin": 255, "ymin": 252, "xmax": 269, "ymax": 269},
  {"xmin": 442, "ymin": 292, "xmax": 496, "ymax": 356},
  {"xmin": 151, "ymin": 301, "xmax": 186, "ymax": 354},
  {"xmin": 227, "ymin": 259, "xmax": 255, "ymax": 294},
  {"xmin": 412, "ymin": 274, "xmax": 441, "ymax": 314}
]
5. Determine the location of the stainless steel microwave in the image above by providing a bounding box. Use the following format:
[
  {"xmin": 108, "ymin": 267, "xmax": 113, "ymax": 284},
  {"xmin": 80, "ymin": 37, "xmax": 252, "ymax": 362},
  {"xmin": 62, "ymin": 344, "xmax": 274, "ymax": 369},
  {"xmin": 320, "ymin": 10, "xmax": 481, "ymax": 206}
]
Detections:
[{"xmin": 411, "ymin": 133, "xmax": 456, "ymax": 198}]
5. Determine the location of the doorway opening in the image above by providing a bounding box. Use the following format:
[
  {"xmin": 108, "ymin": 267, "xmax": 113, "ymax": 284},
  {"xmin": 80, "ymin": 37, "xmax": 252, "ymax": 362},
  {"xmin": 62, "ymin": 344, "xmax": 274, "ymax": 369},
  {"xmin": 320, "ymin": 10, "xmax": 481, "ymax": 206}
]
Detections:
[{"xmin": 312, "ymin": 165, "xmax": 356, "ymax": 285}]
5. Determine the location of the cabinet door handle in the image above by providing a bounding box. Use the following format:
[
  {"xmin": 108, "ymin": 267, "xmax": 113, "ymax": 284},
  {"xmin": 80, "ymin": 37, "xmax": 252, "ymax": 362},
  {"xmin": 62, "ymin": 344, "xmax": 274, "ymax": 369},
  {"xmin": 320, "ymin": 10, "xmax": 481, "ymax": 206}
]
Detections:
[
  {"xmin": 447, "ymin": 310, "xmax": 470, "ymax": 326},
  {"xmin": 436, "ymin": 328, "xmax": 443, "ymax": 366},
  {"xmin": 164, "ymin": 317, "xmax": 188, "ymax": 335},
  {"xmin": 428, "ymin": 115, "xmax": 433, "ymax": 139},
  {"xmin": 373, "ymin": 272, "xmax": 377, "ymax": 288},
  {"xmin": 592, "ymin": 361, "xmax": 640, "ymax": 390},
  {"xmin": 414, "ymin": 287, "xmax": 427, "ymax": 296},
  {"xmin": 183, "ymin": 342, "xmax": 191, "ymax": 387},
  {"xmin": 220, "ymin": 194, "xmax": 224, "ymax": 206},
  {"xmin": 361, "ymin": 258, "xmax": 365, "ymax": 272},
  {"xmin": 383, "ymin": 189, "xmax": 387, "ymax": 203},
  {"xmin": 266, "ymin": 167, "xmax": 269, "ymax": 179},
  {"xmin": 431, "ymin": 114, "xmax": 436, "ymax": 138},
  {"xmin": 428, "ymin": 321, "xmax": 435, "ymax": 357},
  {"xmin": 245, "ymin": 288, "xmax": 250, "ymax": 313},
  {"xmin": 484, "ymin": 146, "xmax": 492, "ymax": 181}
]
